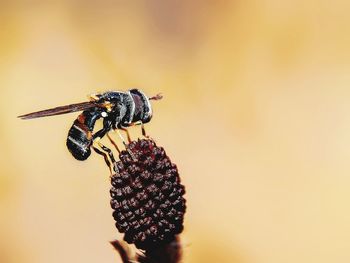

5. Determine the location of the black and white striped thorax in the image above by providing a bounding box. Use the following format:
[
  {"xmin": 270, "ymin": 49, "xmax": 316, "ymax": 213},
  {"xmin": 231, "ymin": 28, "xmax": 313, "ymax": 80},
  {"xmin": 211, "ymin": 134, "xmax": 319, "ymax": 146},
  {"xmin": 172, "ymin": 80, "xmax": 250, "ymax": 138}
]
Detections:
[{"xmin": 96, "ymin": 89, "xmax": 153, "ymax": 128}]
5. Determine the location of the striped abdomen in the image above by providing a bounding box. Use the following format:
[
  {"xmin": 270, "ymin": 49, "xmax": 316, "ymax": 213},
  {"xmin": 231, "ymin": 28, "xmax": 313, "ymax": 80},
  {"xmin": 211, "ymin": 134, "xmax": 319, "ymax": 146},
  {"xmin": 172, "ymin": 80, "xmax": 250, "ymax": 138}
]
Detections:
[{"xmin": 66, "ymin": 108, "xmax": 102, "ymax": 160}]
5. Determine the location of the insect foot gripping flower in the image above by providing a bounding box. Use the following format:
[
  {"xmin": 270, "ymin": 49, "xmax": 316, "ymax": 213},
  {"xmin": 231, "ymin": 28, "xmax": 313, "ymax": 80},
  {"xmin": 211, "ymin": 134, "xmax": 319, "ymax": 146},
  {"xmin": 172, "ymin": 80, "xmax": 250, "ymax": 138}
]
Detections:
[{"xmin": 110, "ymin": 139, "xmax": 186, "ymax": 251}]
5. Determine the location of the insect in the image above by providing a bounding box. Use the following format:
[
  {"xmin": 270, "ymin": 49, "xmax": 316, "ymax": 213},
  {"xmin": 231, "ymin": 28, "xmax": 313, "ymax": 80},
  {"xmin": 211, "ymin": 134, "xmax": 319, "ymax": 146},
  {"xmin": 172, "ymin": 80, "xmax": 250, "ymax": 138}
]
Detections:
[{"xmin": 19, "ymin": 89, "xmax": 162, "ymax": 161}]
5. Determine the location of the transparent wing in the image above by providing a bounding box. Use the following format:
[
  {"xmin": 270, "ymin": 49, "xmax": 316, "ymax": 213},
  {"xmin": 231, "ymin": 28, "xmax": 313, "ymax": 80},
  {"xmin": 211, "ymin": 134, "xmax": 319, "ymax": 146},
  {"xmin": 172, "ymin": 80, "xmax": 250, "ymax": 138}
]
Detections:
[{"xmin": 18, "ymin": 101, "xmax": 104, "ymax": 120}]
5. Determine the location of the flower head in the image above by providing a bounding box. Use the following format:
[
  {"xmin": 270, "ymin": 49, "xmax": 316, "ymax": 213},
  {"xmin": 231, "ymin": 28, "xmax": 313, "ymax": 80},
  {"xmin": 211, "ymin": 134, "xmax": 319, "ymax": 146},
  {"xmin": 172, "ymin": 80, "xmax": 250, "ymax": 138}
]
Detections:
[{"xmin": 110, "ymin": 139, "xmax": 186, "ymax": 250}]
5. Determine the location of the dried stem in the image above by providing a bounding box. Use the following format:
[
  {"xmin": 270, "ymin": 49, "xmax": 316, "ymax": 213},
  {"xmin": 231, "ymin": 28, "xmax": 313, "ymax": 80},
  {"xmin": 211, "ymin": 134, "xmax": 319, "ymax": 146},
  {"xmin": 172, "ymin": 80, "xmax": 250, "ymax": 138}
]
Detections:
[
  {"xmin": 137, "ymin": 237, "xmax": 182, "ymax": 263},
  {"xmin": 111, "ymin": 237, "xmax": 182, "ymax": 263},
  {"xmin": 110, "ymin": 240, "xmax": 134, "ymax": 263}
]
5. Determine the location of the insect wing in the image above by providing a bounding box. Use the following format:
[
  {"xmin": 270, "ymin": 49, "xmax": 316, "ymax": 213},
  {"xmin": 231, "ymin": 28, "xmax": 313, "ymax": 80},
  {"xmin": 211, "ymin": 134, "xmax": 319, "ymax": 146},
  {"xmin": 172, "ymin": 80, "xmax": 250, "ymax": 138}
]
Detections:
[{"xmin": 18, "ymin": 101, "xmax": 103, "ymax": 120}]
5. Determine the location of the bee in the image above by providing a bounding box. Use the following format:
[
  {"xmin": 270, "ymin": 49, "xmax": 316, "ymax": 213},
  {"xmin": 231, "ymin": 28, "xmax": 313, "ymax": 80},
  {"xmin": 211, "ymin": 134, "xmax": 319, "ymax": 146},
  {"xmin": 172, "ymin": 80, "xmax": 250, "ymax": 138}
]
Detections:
[{"xmin": 19, "ymin": 89, "xmax": 162, "ymax": 161}]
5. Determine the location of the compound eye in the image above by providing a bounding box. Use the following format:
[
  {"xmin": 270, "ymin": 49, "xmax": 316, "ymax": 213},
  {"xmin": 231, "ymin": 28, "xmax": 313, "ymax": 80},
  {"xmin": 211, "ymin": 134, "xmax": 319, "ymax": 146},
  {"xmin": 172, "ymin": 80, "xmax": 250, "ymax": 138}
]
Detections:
[{"xmin": 101, "ymin": 112, "xmax": 108, "ymax": 118}]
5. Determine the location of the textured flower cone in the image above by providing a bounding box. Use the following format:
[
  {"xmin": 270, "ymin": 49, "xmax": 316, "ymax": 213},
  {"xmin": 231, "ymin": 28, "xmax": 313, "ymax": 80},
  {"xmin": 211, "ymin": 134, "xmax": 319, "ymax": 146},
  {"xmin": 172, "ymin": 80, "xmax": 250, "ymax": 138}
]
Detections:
[{"xmin": 110, "ymin": 139, "xmax": 186, "ymax": 250}]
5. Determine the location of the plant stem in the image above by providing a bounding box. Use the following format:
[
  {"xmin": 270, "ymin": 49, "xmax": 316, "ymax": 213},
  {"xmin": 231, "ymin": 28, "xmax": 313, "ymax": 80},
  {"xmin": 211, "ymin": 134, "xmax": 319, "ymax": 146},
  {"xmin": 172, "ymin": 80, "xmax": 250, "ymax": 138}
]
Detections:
[{"xmin": 111, "ymin": 237, "xmax": 182, "ymax": 263}]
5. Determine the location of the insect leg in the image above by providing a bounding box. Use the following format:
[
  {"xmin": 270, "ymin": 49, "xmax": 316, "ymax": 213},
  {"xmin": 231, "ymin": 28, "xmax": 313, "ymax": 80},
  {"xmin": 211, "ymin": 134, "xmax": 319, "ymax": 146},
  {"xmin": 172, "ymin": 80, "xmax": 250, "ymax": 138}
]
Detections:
[
  {"xmin": 115, "ymin": 128, "xmax": 137, "ymax": 161},
  {"xmin": 98, "ymin": 143, "xmax": 116, "ymax": 164},
  {"xmin": 92, "ymin": 145, "xmax": 113, "ymax": 175},
  {"xmin": 120, "ymin": 128, "xmax": 131, "ymax": 143},
  {"xmin": 98, "ymin": 142, "xmax": 118, "ymax": 174},
  {"xmin": 93, "ymin": 140, "xmax": 119, "ymax": 175},
  {"xmin": 93, "ymin": 119, "xmax": 112, "ymax": 140},
  {"xmin": 116, "ymin": 128, "xmax": 127, "ymax": 146},
  {"xmin": 107, "ymin": 133, "xmax": 121, "ymax": 154},
  {"xmin": 141, "ymin": 123, "xmax": 149, "ymax": 138}
]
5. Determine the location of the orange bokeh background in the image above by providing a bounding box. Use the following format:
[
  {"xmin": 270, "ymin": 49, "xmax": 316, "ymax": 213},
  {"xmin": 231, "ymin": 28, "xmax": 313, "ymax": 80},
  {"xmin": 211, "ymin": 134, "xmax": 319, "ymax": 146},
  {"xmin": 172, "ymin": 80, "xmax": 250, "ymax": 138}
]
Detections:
[{"xmin": 1, "ymin": 1, "xmax": 350, "ymax": 262}]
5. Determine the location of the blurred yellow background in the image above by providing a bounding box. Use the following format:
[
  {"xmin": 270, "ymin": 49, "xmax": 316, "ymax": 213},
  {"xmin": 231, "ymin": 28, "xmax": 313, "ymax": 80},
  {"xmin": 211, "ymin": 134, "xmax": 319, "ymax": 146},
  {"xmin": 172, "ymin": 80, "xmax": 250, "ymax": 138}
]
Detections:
[{"xmin": 1, "ymin": 1, "xmax": 350, "ymax": 262}]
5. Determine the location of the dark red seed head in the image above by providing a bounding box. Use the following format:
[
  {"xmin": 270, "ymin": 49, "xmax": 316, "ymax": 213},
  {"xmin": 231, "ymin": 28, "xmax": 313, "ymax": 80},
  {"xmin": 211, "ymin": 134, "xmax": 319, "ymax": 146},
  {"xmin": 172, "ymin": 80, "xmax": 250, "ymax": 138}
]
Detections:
[{"xmin": 110, "ymin": 139, "xmax": 186, "ymax": 249}]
